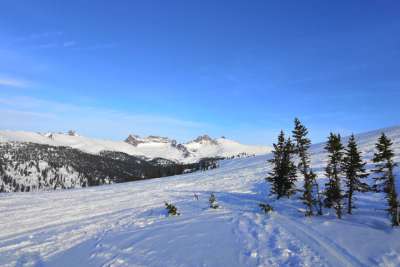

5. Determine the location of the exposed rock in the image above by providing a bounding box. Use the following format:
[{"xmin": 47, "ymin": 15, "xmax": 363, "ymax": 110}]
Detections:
[
  {"xmin": 191, "ymin": 135, "xmax": 218, "ymax": 145},
  {"xmin": 68, "ymin": 130, "xmax": 78, "ymax": 136},
  {"xmin": 176, "ymin": 143, "xmax": 191, "ymax": 158},
  {"xmin": 125, "ymin": 134, "xmax": 143, "ymax": 146}
]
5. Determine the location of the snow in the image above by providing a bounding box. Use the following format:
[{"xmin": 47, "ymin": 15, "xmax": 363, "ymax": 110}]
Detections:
[
  {"xmin": 0, "ymin": 131, "xmax": 271, "ymax": 163},
  {"xmin": 186, "ymin": 137, "xmax": 269, "ymax": 159},
  {"xmin": 0, "ymin": 126, "xmax": 400, "ymax": 266}
]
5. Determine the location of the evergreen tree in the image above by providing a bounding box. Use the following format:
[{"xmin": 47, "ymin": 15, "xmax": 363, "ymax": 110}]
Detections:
[
  {"xmin": 324, "ymin": 133, "xmax": 344, "ymax": 219},
  {"xmin": 267, "ymin": 131, "xmax": 286, "ymax": 198},
  {"xmin": 259, "ymin": 202, "xmax": 274, "ymax": 213},
  {"xmin": 343, "ymin": 134, "xmax": 369, "ymax": 214},
  {"xmin": 267, "ymin": 131, "xmax": 297, "ymax": 199},
  {"xmin": 372, "ymin": 133, "xmax": 399, "ymax": 226},
  {"xmin": 292, "ymin": 118, "xmax": 316, "ymax": 216}
]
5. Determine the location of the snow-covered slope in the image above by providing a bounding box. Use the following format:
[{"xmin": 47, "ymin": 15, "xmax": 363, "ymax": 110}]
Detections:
[
  {"xmin": 0, "ymin": 131, "xmax": 271, "ymax": 163},
  {"xmin": 0, "ymin": 126, "xmax": 400, "ymax": 266},
  {"xmin": 185, "ymin": 135, "xmax": 269, "ymax": 159}
]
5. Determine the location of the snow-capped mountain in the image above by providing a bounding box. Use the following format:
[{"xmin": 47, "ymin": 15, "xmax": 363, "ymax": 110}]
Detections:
[
  {"xmin": 0, "ymin": 130, "xmax": 271, "ymax": 163},
  {"xmin": 1, "ymin": 125, "xmax": 399, "ymax": 266},
  {"xmin": 185, "ymin": 135, "xmax": 269, "ymax": 160},
  {"xmin": 0, "ymin": 130, "xmax": 268, "ymax": 192}
]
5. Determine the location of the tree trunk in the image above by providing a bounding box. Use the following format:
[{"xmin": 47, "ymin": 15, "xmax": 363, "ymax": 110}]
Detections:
[{"xmin": 347, "ymin": 190, "xmax": 353, "ymax": 214}]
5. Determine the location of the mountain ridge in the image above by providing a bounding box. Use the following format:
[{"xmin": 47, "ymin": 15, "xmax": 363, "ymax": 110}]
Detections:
[{"xmin": 0, "ymin": 130, "xmax": 271, "ymax": 163}]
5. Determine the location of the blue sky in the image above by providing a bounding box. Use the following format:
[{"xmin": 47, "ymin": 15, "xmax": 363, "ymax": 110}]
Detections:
[{"xmin": 0, "ymin": 1, "xmax": 399, "ymax": 145}]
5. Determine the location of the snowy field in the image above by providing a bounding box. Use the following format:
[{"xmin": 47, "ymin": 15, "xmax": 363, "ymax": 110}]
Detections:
[{"xmin": 0, "ymin": 127, "xmax": 400, "ymax": 267}]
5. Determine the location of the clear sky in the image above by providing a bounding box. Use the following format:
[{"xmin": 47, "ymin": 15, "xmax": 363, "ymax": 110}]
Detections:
[{"xmin": 0, "ymin": 1, "xmax": 399, "ymax": 145}]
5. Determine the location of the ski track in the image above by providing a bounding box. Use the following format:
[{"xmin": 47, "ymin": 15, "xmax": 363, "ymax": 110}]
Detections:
[
  {"xmin": 234, "ymin": 211, "xmax": 324, "ymax": 267},
  {"xmin": 274, "ymin": 213, "xmax": 365, "ymax": 267}
]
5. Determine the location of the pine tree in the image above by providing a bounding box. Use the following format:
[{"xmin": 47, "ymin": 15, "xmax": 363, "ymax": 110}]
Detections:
[
  {"xmin": 292, "ymin": 118, "xmax": 316, "ymax": 216},
  {"xmin": 267, "ymin": 131, "xmax": 297, "ymax": 199},
  {"xmin": 324, "ymin": 133, "xmax": 344, "ymax": 219},
  {"xmin": 267, "ymin": 131, "xmax": 286, "ymax": 198},
  {"xmin": 282, "ymin": 138, "xmax": 298, "ymax": 197},
  {"xmin": 372, "ymin": 133, "xmax": 399, "ymax": 226},
  {"xmin": 343, "ymin": 134, "xmax": 369, "ymax": 214}
]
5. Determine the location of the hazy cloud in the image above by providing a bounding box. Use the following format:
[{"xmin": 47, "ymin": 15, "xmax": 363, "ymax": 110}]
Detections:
[
  {"xmin": 13, "ymin": 31, "xmax": 63, "ymax": 43},
  {"xmin": 0, "ymin": 77, "xmax": 30, "ymax": 88},
  {"xmin": 74, "ymin": 43, "xmax": 118, "ymax": 51},
  {"xmin": 63, "ymin": 41, "xmax": 76, "ymax": 47},
  {"xmin": 11, "ymin": 31, "xmax": 79, "ymax": 50}
]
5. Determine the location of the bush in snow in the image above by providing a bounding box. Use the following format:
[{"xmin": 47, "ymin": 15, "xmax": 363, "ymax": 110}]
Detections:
[
  {"xmin": 209, "ymin": 193, "xmax": 219, "ymax": 209},
  {"xmin": 165, "ymin": 202, "xmax": 180, "ymax": 216},
  {"xmin": 259, "ymin": 203, "xmax": 274, "ymax": 213}
]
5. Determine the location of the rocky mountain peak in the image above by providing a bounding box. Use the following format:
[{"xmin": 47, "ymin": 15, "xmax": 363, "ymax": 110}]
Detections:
[
  {"xmin": 67, "ymin": 130, "xmax": 78, "ymax": 136},
  {"xmin": 191, "ymin": 135, "xmax": 218, "ymax": 145},
  {"xmin": 125, "ymin": 134, "xmax": 143, "ymax": 146}
]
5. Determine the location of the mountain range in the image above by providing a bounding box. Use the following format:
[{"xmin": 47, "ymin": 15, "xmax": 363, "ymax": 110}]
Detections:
[
  {"xmin": 0, "ymin": 130, "xmax": 270, "ymax": 192},
  {"xmin": 0, "ymin": 130, "xmax": 270, "ymax": 163}
]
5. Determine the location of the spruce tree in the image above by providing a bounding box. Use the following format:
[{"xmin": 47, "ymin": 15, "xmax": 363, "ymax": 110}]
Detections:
[
  {"xmin": 282, "ymin": 137, "xmax": 298, "ymax": 197},
  {"xmin": 267, "ymin": 131, "xmax": 297, "ymax": 199},
  {"xmin": 343, "ymin": 134, "xmax": 369, "ymax": 214},
  {"xmin": 372, "ymin": 133, "xmax": 399, "ymax": 226},
  {"xmin": 267, "ymin": 131, "xmax": 286, "ymax": 198},
  {"xmin": 324, "ymin": 133, "xmax": 344, "ymax": 219},
  {"xmin": 292, "ymin": 118, "xmax": 315, "ymax": 216}
]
